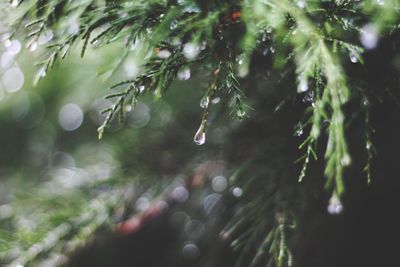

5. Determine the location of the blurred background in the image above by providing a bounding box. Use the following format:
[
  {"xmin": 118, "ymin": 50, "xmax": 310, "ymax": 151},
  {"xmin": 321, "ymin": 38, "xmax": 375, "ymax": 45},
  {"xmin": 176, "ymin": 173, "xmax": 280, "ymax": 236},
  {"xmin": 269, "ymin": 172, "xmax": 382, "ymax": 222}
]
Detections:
[{"xmin": 1, "ymin": 4, "xmax": 400, "ymax": 267}]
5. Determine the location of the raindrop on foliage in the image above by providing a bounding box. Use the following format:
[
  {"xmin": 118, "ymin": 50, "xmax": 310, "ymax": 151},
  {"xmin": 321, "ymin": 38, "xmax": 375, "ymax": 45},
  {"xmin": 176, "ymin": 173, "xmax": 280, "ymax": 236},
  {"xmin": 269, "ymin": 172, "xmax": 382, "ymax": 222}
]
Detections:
[
  {"xmin": 177, "ymin": 67, "xmax": 191, "ymax": 80},
  {"xmin": 340, "ymin": 154, "xmax": 351, "ymax": 166},
  {"xmin": 125, "ymin": 105, "xmax": 132, "ymax": 112},
  {"xmin": 211, "ymin": 97, "xmax": 220, "ymax": 104},
  {"xmin": 297, "ymin": 77, "xmax": 309, "ymax": 93},
  {"xmin": 183, "ymin": 43, "xmax": 200, "ymax": 60},
  {"xmin": 10, "ymin": 0, "xmax": 19, "ymax": 7},
  {"xmin": 38, "ymin": 30, "xmax": 54, "ymax": 45},
  {"xmin": 194, "ymin": 123, "xmax": 206, "ymax": 145},
  {"xmin": 157, "ymin": 49, "xmax": 171, "ymax": 58},
  {"xmin": 349, "ymin": 53, "xmax": 358, "ymax": 63},
  {"xmin": 170, "ymin": 20, "xmax": 178, "ymax": 29},
  {"xmin": 295, "ymin": 123, "xmax": 304, "ymax": 136},
  {"xmin": 200, "ymin": 41, "xmax": 207, "ymax": 50},
  {"xmin": 297, "ymin": 0, "xmax": 306, "ymax": 8},
  {"xmin": 200, "ymin": 95, "xmax": 209, "ymax": 108},
  {"xmin": 28, "ymin": 41, "xmax": 38, "ymax": 52},
  {"xmin": 327, "ymin": 194, "xmax": 343, "ymax": 215},
  {"xmin": 302, "ymin": 90, "xmax": 315, "ymax": 103}
]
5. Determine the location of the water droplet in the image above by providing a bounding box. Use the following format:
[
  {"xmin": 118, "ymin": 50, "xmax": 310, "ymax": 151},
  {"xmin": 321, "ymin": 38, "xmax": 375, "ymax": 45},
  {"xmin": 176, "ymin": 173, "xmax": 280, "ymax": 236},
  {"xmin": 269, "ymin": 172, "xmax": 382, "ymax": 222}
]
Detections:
[
  {"xmin": 58, "ymin": 103, "xmax": 84, "ymax": 131},
  {"xmin": 2, "ymin": 67, "xmax": 24, "ymax": 93},
  {"xmin": 340, "ymin": 154, "xmax": 351, "ymax": 166},
  {"xmin": 297, "ymin": 0, "xmax": 306, "ymax": 8},
  {"xmin": 360, "ymin": 23, "xmax": 379, "ymax": 50},
  {"xmin": 157, "ymin": 49, "xmax": 171, "ymax": 58},
  {"xmin": 29, "ymin": 41, "xmax": 38, "ymax": 52},
  {"xmin": 362, "ymin": 98, "xmax": 370, "ymax": 107},
  {"xmin": 139, "ymin": 85, "xmax": 145, "ymax": 93},
  {"xmin": 211, "ymin": 97, "xmax": 220, "ymax": 104},
  {"xmin": 170, "ymin": 20, "xmax": 178, "ymax": 29},
  {"xmin": 171, "ymin": 37, "xmax": 182, "ymax": 46},
  {"xmin": 123, "ymin": 60, "xmax": 138, "ymax": 78},
  {"xmin": 177, "ymin": 67, "xmax": 191, "ymax": 80},
  {"xmin": 68, "ymin": 20, "xmax": 80, "ymax": 35},
  {"xmin": 295, "ymin": 123, "xmax": 304, "ymax": 136},
  {"xmin": 200, "ymin": 41, "xmax": 207, "ymax": 50},
  {"xmin": 261, "ymin": 33, "xmax": 268, "ymax": 42},
  {"xmin": 125, "ymin": 105, "xmax": 132, "ymax": 112},
  {"xmin": 349, "ymin": 53, "xmax": 358, "ymax": 63},
  {"xmin": 183, "ymin": 43, "xmax": 200, "ymax": 59},
  {"xmin": 38, "ymin": 66, "xmax": 47, "ymax": 77},
  {"xmin": 270, "ymin": 47, "xmax": 276, "ymax": 53},
  {"xmin": 327, "ymin": 194, "xmax": 343, "ymax": 215},
  {"xmin": 211, "ymin": 176, "xmax": 228, "ymax": 192},
  {"xmin": 200, "ymin": 95, "xmax": 209, "ymax": 108},
  {"xmin": 38, "ymin": 30, "xmax": 54, "ymax": 45},
  {"xmin": 237, "ymin": 54, "xmax": 244, "ymax": 65},
  {"xmin": 10, "ymin": 0, "xmax": 19, "ymax": 7},
  {"xmin": 302, "ymin": 90, "xmax": 315, "ymax": 103},
  {"xmin": 7, "ymin": 40, "xmax": 21, "ymax": 55},
  {"xmin": 194, "ymin": 124, "xmax": 206, "ymax": 145},
  {"xmin": 232, "ymin": 187, "xmax": 243, "ymax": 197},
  {"xmin": 237, "ymin": 109, "xmax": 246, "ymax": 119},
  {"xmin": 297, "ymin": 77, "xmax": 309, "ymax": 92}
]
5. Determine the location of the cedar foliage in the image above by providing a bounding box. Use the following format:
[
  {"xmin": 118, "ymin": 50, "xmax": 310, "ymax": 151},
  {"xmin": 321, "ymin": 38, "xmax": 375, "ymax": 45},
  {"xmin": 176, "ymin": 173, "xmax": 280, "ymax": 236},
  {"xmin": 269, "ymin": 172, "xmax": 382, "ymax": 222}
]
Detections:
[{"xmin": 1, "ymin": 0, "xmax": 400, "ymax": 266}]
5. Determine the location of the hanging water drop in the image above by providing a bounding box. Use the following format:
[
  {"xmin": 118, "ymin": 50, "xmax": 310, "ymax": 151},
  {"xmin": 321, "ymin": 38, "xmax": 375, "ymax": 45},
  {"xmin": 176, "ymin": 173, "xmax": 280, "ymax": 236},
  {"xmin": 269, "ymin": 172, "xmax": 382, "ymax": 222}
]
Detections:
[
  {"xmin": 200, "ymin": 95, "xmax": 209, "ymax": 108},
  {"xmin": 340, "ymin": 154, "xmax": 351, "ymax": 166},
  {"xmin": 295, "ymin": 123, "xmax": 304, "ymax": 136},
  {"xmin": 211, "ymin": 97, "xmax": 220, "ymax": 104},
  {"xmin": 327, "ymin": 194, "xmax": 343, "ymax": 215},
  {"xmin": 158, "ymin": 49, "xmax": 171, "ymax": 58},
  {"xmin": 302, "ymin": 90, "xmax": 315, "ymax": 103},
  {"xmin": 177, "ymin": 67, "xmax": 191, "ymax": 80},
  {"xmin": 170, "ymin": 20, "xmax": 178, "ymax": 30},
  {"xmin": 200, "ymin": 41, "xmax": 207, "ymax": 51},
  {"xmin": 29, "ymin": 41, "xmax": 38, "ymax": 52},
  {"xmin": 297, "ymin": 77, "xmax": 309, "ymax": 93},
  {"xmin": 125, "ymin": 105, "xmax": 132, "ymax": 112},
  {"xmin": 349, "ymin": 53, "xmax": 358, "ymax": 63},
  {"xmin": 183, "ymin": 43, "xmax": 200, "ymax": 60},
  {"xmin": 297, "ymin": 0, "xmax": 306, "ymax": 8},
  {"xmin": 194, "ymin": 124, "xmax": 206, "ymax": 145},
  {"xmin": 10, "ymin": 0, "xmax": 19, "ymax": 7}
]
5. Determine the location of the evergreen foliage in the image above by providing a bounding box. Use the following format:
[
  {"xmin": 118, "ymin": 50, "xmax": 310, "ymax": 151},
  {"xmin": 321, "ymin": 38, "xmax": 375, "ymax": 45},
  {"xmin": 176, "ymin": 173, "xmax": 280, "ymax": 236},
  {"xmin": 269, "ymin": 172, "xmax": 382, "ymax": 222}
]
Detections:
[{"xmin": 1, "ymin": 0, "xmax": 400, "ymax": 266}]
